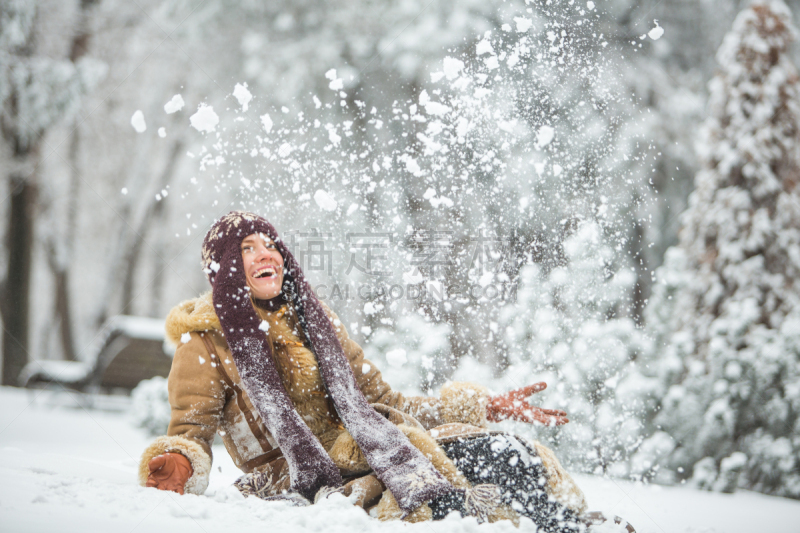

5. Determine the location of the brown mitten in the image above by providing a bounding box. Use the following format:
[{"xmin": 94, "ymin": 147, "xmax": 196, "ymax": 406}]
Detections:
[
  {"xmin": 486, "ymin": 383, "xmax": 569, "ymax": 426},
  {"xmin": 146, "ymin": 453, "xmax": 193, "ymax": 494}
]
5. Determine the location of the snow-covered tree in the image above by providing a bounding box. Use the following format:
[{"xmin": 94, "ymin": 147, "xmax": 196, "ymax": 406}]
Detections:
[
  {"xmin": 363, "ymin": 313, "xmax": 452, "ymax": 395},
  {"xmin": 0, "ymin": 0, "xmax": 105, "ymax": 384},
  {"xmin": 643, "ymin": 1, "xmax": 800, "ymax": 497},
  {"xmin": 466, "ymin": 221, "xmax": 651, "ymax": 474}
]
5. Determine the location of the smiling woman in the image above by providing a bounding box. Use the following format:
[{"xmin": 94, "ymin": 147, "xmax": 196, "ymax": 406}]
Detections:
[
  {"xmin": 241, "ymin": 233, "xmax": 285, "ymax": 300},
  {"xmin": 139, "ymin": 211, "xmax": 603, "ymax": 532}
]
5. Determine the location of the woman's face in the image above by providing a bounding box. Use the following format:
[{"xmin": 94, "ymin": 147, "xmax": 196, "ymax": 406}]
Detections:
[{"xmin": 241, "ymin": 233, "xmax": 285, "ymax": 300}]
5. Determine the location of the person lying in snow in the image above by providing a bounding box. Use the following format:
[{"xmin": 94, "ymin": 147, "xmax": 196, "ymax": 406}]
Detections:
[{"xmin": 139, "ymin": 211, "xmax": 618, "ymax": 531}]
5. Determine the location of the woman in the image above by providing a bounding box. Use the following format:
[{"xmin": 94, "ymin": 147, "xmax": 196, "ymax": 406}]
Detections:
[{"xmin": 139, "ymin": 211, "xmax": 591, "ymax": 528}]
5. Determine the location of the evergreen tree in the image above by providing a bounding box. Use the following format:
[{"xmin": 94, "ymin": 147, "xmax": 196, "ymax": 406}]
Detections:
[
  {"xmin": 643, "ymin": 1, "xmax": 800, "ymax": 497},
  {"xmin": 488, "ymin": 221, "xmax": 650, "ymax": 474}
]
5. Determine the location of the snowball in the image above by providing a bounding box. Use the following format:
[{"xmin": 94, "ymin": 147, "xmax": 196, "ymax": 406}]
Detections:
[
  {"xmin": 386, "ymin": 348, "xmax": 407, "ymax": 368},
  {"xmin": 158, "ymin": 127, "xmax": 166, "ymax": 138},
  {"xmin": 314, "ymin": 190, "xmax": 338, "ymax": 212},
  {"xmin": 180, "ymin": 332, "xmax": 191, "ymax": 344},
  {"xmin": 260, "ymin": 113, "xmax": 273, "ymax": 133},
  {"xmin": 190, "ymin": 104, "xmax": 219, "ymax": 133},
  {"xmin": 258, "ymin": 320, "xmax": 270, "ymax": 332},
  {"xmin": 514, "ymin": 17, "xmax": 533, "ymax": 33},
  {"xmin": 648, "ymin": 21, "xmax": 664, "ymax": 40},
  {"xmin": 442, "ymin": 57, "xmax": 464, "ymax": 80},
  {"xmin": 233, "ymin": 83, "xmax": 252, "ymax": 111},
  {"xmin": 535, "ymin": 125, "xmax": 555, "ymax": 148},
  {"xmin": 164, "ymin": 95, "xmax": 185, "ymax": 114},
  {"xmin": 130, "ymin": 110, "xmax": 146, "ymax": 133}
]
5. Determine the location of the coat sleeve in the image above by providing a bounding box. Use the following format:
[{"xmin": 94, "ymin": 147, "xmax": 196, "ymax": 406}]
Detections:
[
  {"xmin": 137, "ymin": 333, "xmax": 223, "ymax": 495},
  {"xmin": 321, "ymin": 303, "xmax": 490, "ymax": 431}
]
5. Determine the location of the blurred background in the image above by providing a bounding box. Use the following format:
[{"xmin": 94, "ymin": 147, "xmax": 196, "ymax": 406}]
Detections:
[{"xmin": 2, "ymin": 0, "xmax": 799, "ymax": 501}]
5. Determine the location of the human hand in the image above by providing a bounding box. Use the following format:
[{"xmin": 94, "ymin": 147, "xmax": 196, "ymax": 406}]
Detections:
[
  {"xmin": 486, "ymin": 382, "xmax": 569, "ymax": 426},
  {"xmin": 146, "ymin": 453, "xmax": 193, "ymax": 494}
]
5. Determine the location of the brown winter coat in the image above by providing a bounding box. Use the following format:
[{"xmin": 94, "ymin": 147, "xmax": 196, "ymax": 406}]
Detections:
[{"xmin": 139, "ymin": 293, "xmax": 587, "ymax": 520}]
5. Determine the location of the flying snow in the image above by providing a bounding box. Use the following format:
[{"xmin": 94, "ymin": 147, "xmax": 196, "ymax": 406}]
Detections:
[
  {"xmin": 442, "ymin": 57, "xmax": 464, "ymax": 80},
  {"xmin": 476, "ymin": 39, "xmax": 494, "ymax": 56},
  {"xmin": 648, "ymin": 21, "xmax": 664, "ymax": 40},
  {"xmin": 325, "ymin": 69, "xmax": 344, "ymax": 91},
  {"xmin": 130, "ymin": 110, "xmax": 146, "ymax": 133},
  {"xmin": 403, "ymin": 269, "xmax": 425, "ymax": 285},
  {"xmin": 180, "ymin": 332, "xmax": 191, "ymax": 344},
  {"xmin": 163, "ymin": 94, "xmax": 185, "ymax": 114},
  {"xmin": 261, "ymin": 113, "xmax": 273, "ymax": 133},
  {"xmin": 190, "ymin": 104, "xmax": 220, "ymax": 133},
  {"xmin": 535, "ymin": 125, "xmax": 555, "ymax": 148},
  {"xmin": 386, "ymin": 348, "xmax": 408, "ymax": 368},
  {"xmin": 514, "ymin": 17, "xmax": 533, "ymax": 33},
  {"xmin": 158, "ymin": 127, "xmax": 166, "ymax": 138},
  {"xmin": 233, "ymin": 83, "xmax": 253, "ymax": 111},
  {"xmin": 314, "ymin": 190, "xmax": 338, "ymax": 212}
]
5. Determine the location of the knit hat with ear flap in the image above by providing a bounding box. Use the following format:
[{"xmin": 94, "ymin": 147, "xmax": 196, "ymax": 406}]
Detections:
[{"xmin": 201, "ymin": 211, "xmax": 455, "ymax": 512}]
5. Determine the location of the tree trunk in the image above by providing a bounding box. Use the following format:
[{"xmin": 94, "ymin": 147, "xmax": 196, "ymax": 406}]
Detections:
[
  {"xmin": 2, "ymin": 171, "xmax": 37, "ymax": 385},
  {"xmin": 41, "ymin": 125, "xmax": 82, "ymax": 362},
  {"xmin": 121, "ymin": 138, "xmax": 184, "ymax": 316}
]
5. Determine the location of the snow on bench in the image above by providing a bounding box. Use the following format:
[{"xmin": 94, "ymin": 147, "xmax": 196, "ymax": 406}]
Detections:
[{"xmin": 21, "ymin": 315, "xmax": 177, "ymax": 393}]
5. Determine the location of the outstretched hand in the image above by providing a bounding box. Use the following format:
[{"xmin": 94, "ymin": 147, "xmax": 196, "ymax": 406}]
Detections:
[
  {"xmin": 486, "ymin": 382, "xmax": 569, "ymax": 426},
  {"xmin": 146, "ymin": 453, "xmax": 193, "ymax": 495}
]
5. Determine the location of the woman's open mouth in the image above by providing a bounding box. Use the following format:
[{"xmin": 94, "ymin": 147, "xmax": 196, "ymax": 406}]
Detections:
[{"xmin": 254, "ymin": 266, "xmax": 279, "ymax": 279}]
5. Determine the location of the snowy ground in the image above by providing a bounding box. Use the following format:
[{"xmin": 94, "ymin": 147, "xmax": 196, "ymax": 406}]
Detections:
[{"xmin": 1, "ymin": 386, "xmax": 798, "ymax": 533}]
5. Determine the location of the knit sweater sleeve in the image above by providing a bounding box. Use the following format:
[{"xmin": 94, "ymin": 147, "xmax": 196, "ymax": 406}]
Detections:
[{"xmin": 321, "ymin": 303, "xmax": 489, "ymax": 430}]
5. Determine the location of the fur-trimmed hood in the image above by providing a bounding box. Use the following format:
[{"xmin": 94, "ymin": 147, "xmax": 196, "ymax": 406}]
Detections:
[{"xmin": 165, "ymin": 292, "xmax": 220, "ymax": 346}]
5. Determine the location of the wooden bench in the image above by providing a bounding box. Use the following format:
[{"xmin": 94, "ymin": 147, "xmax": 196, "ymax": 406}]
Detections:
[{"xmin": 21, "ymin": 315, "xmax": 176, "ymax": 393}]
